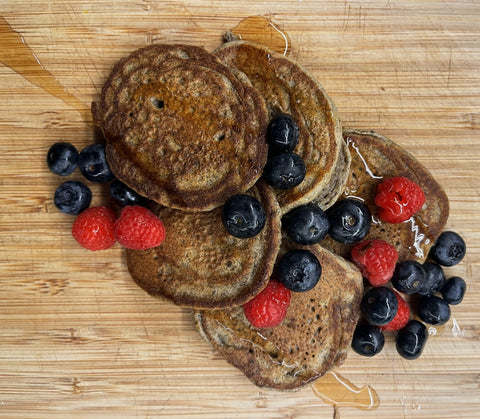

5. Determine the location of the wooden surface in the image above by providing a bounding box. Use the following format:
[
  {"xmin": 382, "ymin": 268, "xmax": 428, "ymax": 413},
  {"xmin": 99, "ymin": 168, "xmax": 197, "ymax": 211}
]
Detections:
[{"xmin": 1, "ymin": 1, "xmax": 479, "ymax": 418}]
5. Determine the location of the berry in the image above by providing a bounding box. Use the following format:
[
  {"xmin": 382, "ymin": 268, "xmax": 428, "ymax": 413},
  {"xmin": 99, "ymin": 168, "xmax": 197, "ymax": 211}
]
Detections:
[
  {"xmin": 396, "ymin": 320, "xmax": 428, "ymax": 360},
  {"xmin": 110, "ymin": 179, "xmax": 149, "ymax": 207},
  {"xmin": 375, "ymin": 176, "xmax": 425, "ymax": 223},
  {"xmin": 243, "ymin": 280, "xmax": 291, "ymax": 328},
  {"xmin": 282, "ymin": 204, "xmax": 329, "ymax": 245},
  {"xmin": 441, "ymin": 276, "xmax": 466, "ymax": 305},
  {"xmin": 47, "ymin": 142, "xmax": 78, "ymax": 176},
  {"xmin": 361, "ymin": 286, "xmax": 398, "ymax": 326},
  {"xmin": 222, "ymin": 194, "xmax": 266, "ymax": 238},
  {"xmin": 266, "ymin": 113, "xmax": 299, "ymax": 154},
  {"xmin": 262, "ymin": 151, "xmax": 306, "ymax": 190},
  {"xmin": 351, "ymin": 239, "xmax": 398, "ymax": 286},
  {"xmin": 72, "ymin": 206, "xmax": 116, "ymax": 251},
  {"xmin": 391, "ymin": 260, "xmax": 425, "ymax": 294},
  {"xmin": 417, "ymin": 295, "xmax": 451, "ymax": 325},
  {"xmin": 326, "ymin": 199, "xmax": 371, "ymax": 244},
  {"xmin": 351, "ymin": 324, "xmax": 385, "ymax": 357},
  {"xmin": 78, "ymin": 143, "xmax": 115, "ymax": 183},
  {"xmin": 54, "ymin": 180, "xmax": 92, "ymax": 215},
  {"xmin": 114, "ymin": 205, "xmax": 165, "ymax": 250},
  {"xmin": 379, "ymin": 291, "xmax": 410, "ymax": 331},
  {"xmin": 417, "ymin": 262, "xmax": 446, "ymax": 296},
  {"xmin": 429, "ymin": 231, "xmax": 466, "ymax": 266},
  {"xmin": 277, "ymin": 249, "xmax": 322, "ymax": 292}
]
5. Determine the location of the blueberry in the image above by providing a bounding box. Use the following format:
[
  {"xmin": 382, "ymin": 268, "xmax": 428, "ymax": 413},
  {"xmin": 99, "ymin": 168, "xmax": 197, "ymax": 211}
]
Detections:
[
  {"xmin": 391, "ymin": 260, "xmax": 425, "ymax": 294},
  {"xmin": 396, "ymin": 320, "xmax": 428, "ymax": 360},
  {"xmin": 417, "ymin": 295, "xmax": 451, "ymax": 325},
  {"xmin": 361, "ymin": 286, "xmax": 398, "ymax": 326},
  {"xmin": 277, "ymin": 249, "xmax": 322, "ymax": 292},
  {"xmin": 429, "ymin": 231, "xmax": 466, "ymax": 266},
  {"xmin": 266, "ymin": 113, "xmax": 300, "ymax": 154},
  {"xmin": 54, "ymin": 180, "xmax": 92, "ymax": 215},
  {"xmin": 47, "ymin": 142, "xmax": 78, "ymax": 176},
  {"xmin": 78, "ymin": 143, "xmax": 115, "ymax": 183},
  {"xmin": 110, "ymin": 179, "xmax": 149, "ymax": 207},
  {"xmin": 262, "ymin": 152, "xmax": 306, "ymax": 190},
  {"xmin": 351, "ymin": 324, "xmax": 385, "ymax": 357},
  {"xmin": 222, "ymin": 194, "xmax": 266, "ymax": 238},
  {"xmin": 326, "ymin": 199, "xmax": 371, "ymax": 244},
  {"xmin": 282, "ymin": 205, "xmax": 330, "ymax": 245},
  {"xmin": 441, "ymin": 276, "xmax": 466, "ymax": 305},
  {"xmin": 417, "ymin": 262, "xmax": 446, "ymax": 296}
]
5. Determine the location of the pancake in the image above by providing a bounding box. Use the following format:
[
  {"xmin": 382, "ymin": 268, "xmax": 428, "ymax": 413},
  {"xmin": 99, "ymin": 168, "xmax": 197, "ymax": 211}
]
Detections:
[
  {"xmin": 214, "ymin": 40, "xmax": 347, "ymax": 213},
  {"xmin": 194, "ymin": 243, "xmax": 363, "ymax": 390},
  {"xmin": 322, "ymin": 129, "xmax": 450, "ymax": 262},
  {"xmin": 125, "ymin": 181, "xmax": 282, "ymax": 309},
  {"xmin": 92, "ymin": 43, "xmax": 269, "ymax": 211}
]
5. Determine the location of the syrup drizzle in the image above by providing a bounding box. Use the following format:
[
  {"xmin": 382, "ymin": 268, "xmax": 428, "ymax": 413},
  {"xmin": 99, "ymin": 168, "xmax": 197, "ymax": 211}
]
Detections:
[
  {"xmin": 311, "ymin": 371, "xmax": 380, "ymax": 414},
  {"xmin": 229, "ymin": 16, "xmax": 291, "ymax": 56},
  {"xmin": 0, "ymin": 16, "xmax": 91, "ymax": 123}
]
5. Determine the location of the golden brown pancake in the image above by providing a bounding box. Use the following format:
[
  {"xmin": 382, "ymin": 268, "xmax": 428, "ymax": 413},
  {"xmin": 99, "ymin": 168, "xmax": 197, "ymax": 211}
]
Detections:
[
  {"xmin": 214, "ymin": 40, "xmax": 347, "ymax": 214},
  {"xmin": 125, "ymin": 181, "xmax": 282, "ymax": 309},
  {"xmin": 92, "ymin": 43, "xmax": 269, "ymax": 211},
  {"xmin": 322, "ymin": 129, "xmax": 450, "ymax": 262},
  {"xmin": 194, "ymin": 243, "xmax": 363, "ymax": 390}
]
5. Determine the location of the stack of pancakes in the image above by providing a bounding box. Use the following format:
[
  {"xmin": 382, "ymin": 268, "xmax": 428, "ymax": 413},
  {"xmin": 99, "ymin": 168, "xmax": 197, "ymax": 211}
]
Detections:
[{"xmin": 92, "ymin": 40, "xmax": 449, "ymax": 390}]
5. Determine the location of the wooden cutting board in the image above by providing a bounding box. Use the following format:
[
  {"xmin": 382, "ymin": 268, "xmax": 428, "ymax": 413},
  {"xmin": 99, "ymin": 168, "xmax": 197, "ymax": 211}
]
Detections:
[{"xmin": 1, "ymin": 1, "xmax": 479, "ymax": 417}]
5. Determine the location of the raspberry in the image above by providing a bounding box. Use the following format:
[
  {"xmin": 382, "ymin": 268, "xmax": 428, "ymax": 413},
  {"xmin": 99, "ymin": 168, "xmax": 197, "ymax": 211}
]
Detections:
[
  {"xmin": 72, "ymin": 206, "xmax": 116, "ymax": 251},
  {"xmin": 375, "ymin": 176, "xmax": 425, "ymax": 223},
  {"xmin": 243, "ymin": 280, "xmax": 291, "ymax": 328},
  {"xmin": 351, "ymin": 239, "xmax": 398, "ymax": 286},
  {"xmin": 114, "ymin": 205, "xmax": 165, "ymax": 250},
  {"xmin": 379, "ymin": 290, "xmax": 410, "ymax": 331}
]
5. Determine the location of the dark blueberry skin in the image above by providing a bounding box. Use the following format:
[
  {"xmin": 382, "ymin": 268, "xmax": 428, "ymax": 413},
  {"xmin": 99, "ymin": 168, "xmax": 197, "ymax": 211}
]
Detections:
[
  {"xmin": 441, "ymin": 276, "xmax": 466, "ymax": 305},
  {"xmin": 78, "ymin": 143, "xmax": 115, "ymax": 183},
  {"xmin": 282, "ymin": 204, "xmax": 330, "ymax": 245},
  {"xmin": 361, "ymin": 286, "xmax": 398, "ymax": 326},
  {"xmin": 351, "ymin": 324, "xmax": 385, "ymax": 357},
  {"xmin": 396, "ymin": 320, "xmax": 428, "ymax": 360},
  {"xmin": 326, "ymin": 199, "xmax": 371, "ymax": 244},
  {"xmin": 47, "ymin": 142, "xmax": 78, "ymax": 176},
  {"xmin": 429, "ymin": 231, "xmax": 466, "ymax": 266},
  {"xmin": 391, "ymin": 260, "xmax": 425, "ymax": 294},
  {"xmin": 54, "ymin": 180, "xmax": 92, "ymax": 215},
  {"xmin": 277, "ymin": 249, "xmax": 322, "ymax": 292},
  {"xmin": 222, "ymin": 194, "xmax": 266, "ymax": 238},
  {"xmin": 266, "ymin": 113, "xmax": 300, "ymax": 154},
  {"xmin": 417, "ymin": 295, "xmax": 451, "ymax": 325},
  {"xmin": 417, "ymin": 262, "xmax": 446, "ymax": 296},
  {"xmin": 262, "ymin": 152, "xmax": 306, "ymax": 190},
  {"xmin": 110, "ymin": 179, "xmax": 149, "ymax": 207}
]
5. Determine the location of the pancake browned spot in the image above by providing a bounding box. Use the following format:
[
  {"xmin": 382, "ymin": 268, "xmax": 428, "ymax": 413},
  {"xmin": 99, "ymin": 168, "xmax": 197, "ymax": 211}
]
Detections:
[
  {"xmin": 214, "ymin": 40, "xmax": 347, "ymax": 213},
  {"xmin": 194, "ymin": 243, "xmax": 363, "ymax": 390},
  {"xmin": 322, "ymin": 129, "xmax": 450, "ymax": 262},
  {"xmin": 126, "ymin": 181, "xmax": 282, "ymax": 309},
  {"xmin": 92, "ymin": 43, "xmax": 269, "ymax": 211}
]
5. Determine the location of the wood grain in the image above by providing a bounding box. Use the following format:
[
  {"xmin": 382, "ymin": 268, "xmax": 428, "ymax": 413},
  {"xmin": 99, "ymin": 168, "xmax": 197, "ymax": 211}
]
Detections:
[{"xmin": 1, "ymin": 1, "xmax": 479, "ymax": 418}]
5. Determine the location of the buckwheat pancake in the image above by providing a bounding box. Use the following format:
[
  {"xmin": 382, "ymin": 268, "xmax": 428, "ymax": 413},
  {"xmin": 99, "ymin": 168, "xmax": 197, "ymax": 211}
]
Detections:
[
  {"xmin": 92, "ymin": 43, "xmax": 269, "ymax": 211},
  {"xmin": 214, "ymin": 40, "xmax": 347, "ymax": 213},
  {"xmin": 194, "ymin": 243, "xmax": 363, "ymax": 390},
  {"xmin": 126, "ymin": 181, "xmax": 281, "ymax": 309},
  {"xmin": 322, "ymin": 129, "xmax": 450, "ymax": 262}
]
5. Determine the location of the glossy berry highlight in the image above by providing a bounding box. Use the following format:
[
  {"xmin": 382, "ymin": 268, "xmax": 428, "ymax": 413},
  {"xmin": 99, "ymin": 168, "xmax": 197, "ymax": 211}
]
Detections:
[
  {"xmin": 375, "ymin": 176, "xmax": 425, "ymax": 223},
  {"xmin": 72, "ymin": 206, "xmax": 116, "ymax": 251},
  {"xmin": 243, "ymin": 280, "xmax": 291, "ymax": 328}
]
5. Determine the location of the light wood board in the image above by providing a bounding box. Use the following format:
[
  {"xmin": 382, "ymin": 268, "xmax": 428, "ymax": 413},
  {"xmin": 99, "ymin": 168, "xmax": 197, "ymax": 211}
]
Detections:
[{"xmin": 1, "ymin": 1, "xmax": 479, "ymax": 418}]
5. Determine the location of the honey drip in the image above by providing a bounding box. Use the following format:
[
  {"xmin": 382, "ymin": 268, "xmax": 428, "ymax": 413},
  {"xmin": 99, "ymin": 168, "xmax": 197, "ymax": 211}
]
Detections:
[
  {"xmin": 228, "ymin": 16, "xmax": 291, "ymax": 56},
  {"xmin": 311, "ymin": 371, "xmax": 380, "ymax": 413},
  {"xmin": 0, "ymin": 16, "xmax": 91, "ymax": 123}
]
